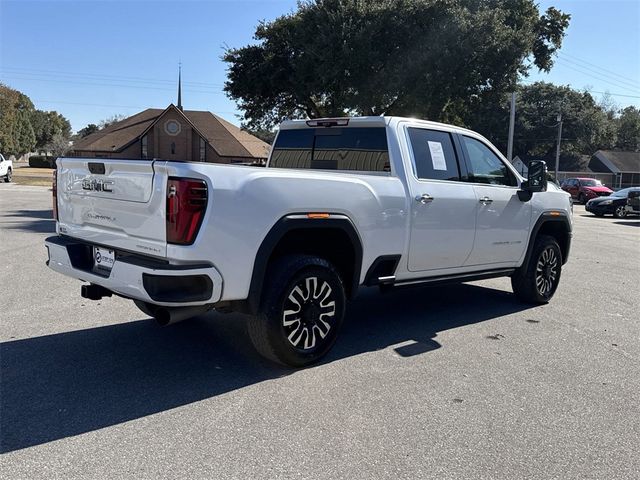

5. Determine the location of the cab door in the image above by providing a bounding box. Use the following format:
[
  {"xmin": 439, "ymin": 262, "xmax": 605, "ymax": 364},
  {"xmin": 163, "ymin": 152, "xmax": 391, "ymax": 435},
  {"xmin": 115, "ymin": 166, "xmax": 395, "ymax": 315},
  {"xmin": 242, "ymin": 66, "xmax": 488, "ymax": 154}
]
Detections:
[
  {"xmin": 404, "ymin": 127, "xmax": 477, "ymax": 272},
  {"xmin": 458, "ymin": 135, "xmax": 531, "ymax": 266}
]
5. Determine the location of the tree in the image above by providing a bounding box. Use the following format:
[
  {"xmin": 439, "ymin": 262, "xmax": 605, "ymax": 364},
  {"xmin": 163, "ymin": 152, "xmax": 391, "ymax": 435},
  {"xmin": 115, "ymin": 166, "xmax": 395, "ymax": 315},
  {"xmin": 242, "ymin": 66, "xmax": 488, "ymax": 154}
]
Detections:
[
  {"xmin": 77, "ymin": 123, "xmax": 100, "ymax": 138},
  {"xmin": 0, "ymin": 83, "xmax": 36, "ymax": 156},
  {"xmin": 242, "ymin": 127, "xmax": 276, "ymax": 144},
  {"xmin": 30, "ymin": 110, "xmax": 72, "ymax": 152},
  {"xmin": 47, "ymin": 132, "xmax": 72, "ymax": 157},
  {"xmin": 98, "ymin": 114, "xmax": 126, "ymax": 129},
  {"xmin": 465, "ymin": 82, "xmax": 617, "ymax": 167},
  {"xmin": 616, "ymin": 106, "xmax": 640, "ymax": 151},
  {"xmin": 223, "ymin": 0, "xmax": 570, "ymax": 130}
]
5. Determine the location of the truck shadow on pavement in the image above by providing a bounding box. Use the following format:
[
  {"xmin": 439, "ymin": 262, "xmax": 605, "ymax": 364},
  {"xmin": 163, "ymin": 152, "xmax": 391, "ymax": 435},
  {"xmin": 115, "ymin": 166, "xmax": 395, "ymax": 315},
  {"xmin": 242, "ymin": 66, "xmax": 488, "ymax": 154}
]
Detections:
[
  {"xmin": 3, "ymin": 209, "xmax": 56, "ymax": 233},
  {"xmin": 1, "ymin": 283, "xmax": 531, "ymax": 453}
]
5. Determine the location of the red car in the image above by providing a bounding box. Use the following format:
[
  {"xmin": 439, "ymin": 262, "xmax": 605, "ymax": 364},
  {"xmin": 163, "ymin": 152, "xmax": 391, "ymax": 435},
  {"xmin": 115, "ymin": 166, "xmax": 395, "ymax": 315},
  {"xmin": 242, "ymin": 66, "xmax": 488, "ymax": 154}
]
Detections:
[{"xmin": 560, "ymin": 177, "xmax": 613, "ymax": 204}]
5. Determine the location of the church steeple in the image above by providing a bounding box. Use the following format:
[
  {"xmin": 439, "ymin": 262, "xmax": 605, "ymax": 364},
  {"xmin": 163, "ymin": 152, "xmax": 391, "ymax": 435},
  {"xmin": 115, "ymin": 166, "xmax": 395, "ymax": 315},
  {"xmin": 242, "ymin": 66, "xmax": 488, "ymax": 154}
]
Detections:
[{"xmin": 177, "ymin": 63, "xmax": 183, "ymax": 111}]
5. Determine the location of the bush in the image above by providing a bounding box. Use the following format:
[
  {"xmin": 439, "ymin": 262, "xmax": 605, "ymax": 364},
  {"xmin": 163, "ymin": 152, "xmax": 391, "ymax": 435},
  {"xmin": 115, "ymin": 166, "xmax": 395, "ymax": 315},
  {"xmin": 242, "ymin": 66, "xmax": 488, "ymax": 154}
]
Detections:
[{"xmin": 28, "ymin": 155, "xmax": 56, "ymax": 168}]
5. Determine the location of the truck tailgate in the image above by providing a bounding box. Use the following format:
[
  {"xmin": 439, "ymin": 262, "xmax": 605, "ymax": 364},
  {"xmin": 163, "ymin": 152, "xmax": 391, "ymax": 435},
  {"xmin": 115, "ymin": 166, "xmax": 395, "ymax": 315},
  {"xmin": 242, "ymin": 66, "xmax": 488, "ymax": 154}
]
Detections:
[{"xmin": 56, "ymin": 158, "xmax": 168, "ymax": 257}]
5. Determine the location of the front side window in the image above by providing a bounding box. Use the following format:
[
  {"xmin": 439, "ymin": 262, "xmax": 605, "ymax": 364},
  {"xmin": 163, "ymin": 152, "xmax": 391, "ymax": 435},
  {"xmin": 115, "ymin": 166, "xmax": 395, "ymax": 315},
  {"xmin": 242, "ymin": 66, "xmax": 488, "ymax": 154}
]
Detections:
[
  {"xmin": 270, "ymin": 127, "xmax": 389, "ymax": 172},
  {"xmin": 461, "ymin": 136, "xmax": 517, "ymax": 187},
  {"xmin": 407, "ymin": 128, "xmax": 460, "ymax": 181}
]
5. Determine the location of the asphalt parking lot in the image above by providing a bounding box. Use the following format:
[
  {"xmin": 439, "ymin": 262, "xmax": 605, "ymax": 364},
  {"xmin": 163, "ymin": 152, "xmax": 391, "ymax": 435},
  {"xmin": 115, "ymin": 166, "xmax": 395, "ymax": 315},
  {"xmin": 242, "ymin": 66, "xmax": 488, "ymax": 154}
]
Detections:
[{"xmin": 1, "ymin": 183, "xmax": 639, "ymax": 480}]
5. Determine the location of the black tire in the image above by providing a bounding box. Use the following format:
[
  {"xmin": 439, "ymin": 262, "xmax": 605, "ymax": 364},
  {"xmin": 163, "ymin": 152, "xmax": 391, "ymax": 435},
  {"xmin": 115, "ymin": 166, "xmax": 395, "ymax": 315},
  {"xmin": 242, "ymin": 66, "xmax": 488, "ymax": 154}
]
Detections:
[
  {"xmin": 247, "ymin": 255, "xmax": 346, "ymax": 367},
  {"xmin": 578, "ymin": 193, "xmax": 586, "ymax": 204},
  {"xmin": 511, "ymin": 235, "xmax": 562, "ymax": 304},
  {"xmin": 4, "ymin": 168, "xmax": 11, "ymax": 183},
  {"xmin": 613, "ymin": 205, "xmax": 627, "ymax": 218},
  {"xmin": 134, "ymin": 299, "xmax": 156, "ymax": 317}
]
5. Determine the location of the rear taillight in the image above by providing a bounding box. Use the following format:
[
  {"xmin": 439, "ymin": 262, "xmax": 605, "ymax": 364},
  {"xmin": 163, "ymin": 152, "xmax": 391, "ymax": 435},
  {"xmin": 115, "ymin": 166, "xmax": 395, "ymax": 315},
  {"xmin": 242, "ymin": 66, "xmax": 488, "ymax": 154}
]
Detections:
[
  {"xmin": 52, "ymin": 170, "xmax": 58, "ymax": 220},
  {"xmin": 166, "ymin": 177, "xmax": 208, "ymax": 245}
]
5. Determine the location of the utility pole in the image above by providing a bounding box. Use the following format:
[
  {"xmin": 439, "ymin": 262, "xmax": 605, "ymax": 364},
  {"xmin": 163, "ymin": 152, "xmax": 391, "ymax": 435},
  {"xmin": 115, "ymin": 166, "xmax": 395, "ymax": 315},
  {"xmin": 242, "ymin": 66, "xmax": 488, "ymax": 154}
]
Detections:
[
  {"xmin": 507, "ymin": 92, "xmax": 516, "ymax": 162},
  {"xmin": 554, "ymin": 112, "xmax": 563, "ymax": 180}
]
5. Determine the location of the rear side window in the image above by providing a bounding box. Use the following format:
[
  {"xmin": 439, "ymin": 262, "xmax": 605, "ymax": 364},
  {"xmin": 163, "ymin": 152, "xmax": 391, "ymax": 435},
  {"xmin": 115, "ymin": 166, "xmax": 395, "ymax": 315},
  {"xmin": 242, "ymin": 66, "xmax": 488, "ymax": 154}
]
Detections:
[
  {"xmin": 270, "ymin": 127, "xmax": 389, "ymax": 172},
  {"xmin": 407, "ymin": 128, "xmax": 461, "ymax": 181}
]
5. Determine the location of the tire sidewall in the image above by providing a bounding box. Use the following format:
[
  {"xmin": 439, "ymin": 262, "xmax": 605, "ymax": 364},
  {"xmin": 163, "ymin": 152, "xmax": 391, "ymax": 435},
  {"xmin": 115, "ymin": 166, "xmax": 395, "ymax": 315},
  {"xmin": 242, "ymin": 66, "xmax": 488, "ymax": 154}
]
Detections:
[
  {"xmin": 261, "ymin": 257, "xmax": 346, "ymax": 367},
  {"xmin": 530, "ymin": 238, "xmax": 562, "ymax": 303}
]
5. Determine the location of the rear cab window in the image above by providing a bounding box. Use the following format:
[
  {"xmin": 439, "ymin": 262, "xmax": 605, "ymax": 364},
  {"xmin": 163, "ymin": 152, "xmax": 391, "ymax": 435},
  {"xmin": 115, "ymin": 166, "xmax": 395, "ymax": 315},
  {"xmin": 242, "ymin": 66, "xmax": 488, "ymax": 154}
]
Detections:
[{"xmin": 269, "ymin": 127, "xmax": 390, "ymax": 173}]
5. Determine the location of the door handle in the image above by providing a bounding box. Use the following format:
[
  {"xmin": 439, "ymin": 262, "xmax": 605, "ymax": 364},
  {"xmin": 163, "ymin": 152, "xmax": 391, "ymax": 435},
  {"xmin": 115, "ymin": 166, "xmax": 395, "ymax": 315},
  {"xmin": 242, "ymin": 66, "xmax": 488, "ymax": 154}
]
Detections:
[
  {"xmin": 415, "ymin": 194, "xmax": 434, "ymax": 204},
  {"xmin": 479, "ymin": 196, "xmax": 493, "ymax": 205}
]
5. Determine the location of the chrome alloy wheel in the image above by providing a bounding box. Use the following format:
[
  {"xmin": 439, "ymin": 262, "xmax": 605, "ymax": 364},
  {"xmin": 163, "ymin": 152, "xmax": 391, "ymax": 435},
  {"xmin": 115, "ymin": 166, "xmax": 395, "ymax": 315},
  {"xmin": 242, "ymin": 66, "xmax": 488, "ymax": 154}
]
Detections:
[
  {"xmin": 282, "ymin": 276, "xmax": 336, "ymax": 350},
  {"xmin": 536, "ymin": 247, "xmax": 558, "ymax": 296},
  {"xmin": 615, "ymin": 205, "xmax": 627, "ymax": 218}
]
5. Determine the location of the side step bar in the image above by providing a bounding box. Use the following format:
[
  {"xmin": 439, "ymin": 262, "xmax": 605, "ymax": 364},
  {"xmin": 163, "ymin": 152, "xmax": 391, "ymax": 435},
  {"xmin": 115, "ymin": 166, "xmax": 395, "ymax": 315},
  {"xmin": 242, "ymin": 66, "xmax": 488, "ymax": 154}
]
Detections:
[{"xmin": 380, "ymin": 268, "xmax": 515, "ymax": 291}]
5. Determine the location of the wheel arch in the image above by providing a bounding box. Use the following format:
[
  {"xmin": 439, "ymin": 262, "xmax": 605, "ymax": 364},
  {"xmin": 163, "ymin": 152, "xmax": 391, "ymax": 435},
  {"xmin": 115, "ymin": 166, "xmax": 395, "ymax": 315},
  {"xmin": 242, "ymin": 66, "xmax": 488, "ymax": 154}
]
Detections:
[
  {"xmin": 523, "ymin": 212, "xmax": 572, "ymax": 271},
  {"xmin": 244, "ymin": 214, "xmax": 363, "ymax": 315}
]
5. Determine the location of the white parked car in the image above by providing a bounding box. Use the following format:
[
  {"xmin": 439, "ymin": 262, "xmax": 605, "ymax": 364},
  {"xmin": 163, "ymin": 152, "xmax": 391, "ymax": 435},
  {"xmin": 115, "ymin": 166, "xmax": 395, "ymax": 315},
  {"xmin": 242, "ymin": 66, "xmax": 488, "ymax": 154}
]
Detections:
[
  {"xmin": 0, "ymin": 154, "xmax": 12, "ymax": 182},
  {"xmin": 45, "ymin": 117, "xmax": 573, "ymax": 366}
]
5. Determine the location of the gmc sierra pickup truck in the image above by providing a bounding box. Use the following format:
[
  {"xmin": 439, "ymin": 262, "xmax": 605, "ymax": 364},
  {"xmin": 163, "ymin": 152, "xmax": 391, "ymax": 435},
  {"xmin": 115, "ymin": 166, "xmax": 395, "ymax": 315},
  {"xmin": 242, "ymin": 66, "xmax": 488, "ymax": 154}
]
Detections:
[{"xmin": 46, "ymin": 116, "xmax": 572, "ymax": 366}]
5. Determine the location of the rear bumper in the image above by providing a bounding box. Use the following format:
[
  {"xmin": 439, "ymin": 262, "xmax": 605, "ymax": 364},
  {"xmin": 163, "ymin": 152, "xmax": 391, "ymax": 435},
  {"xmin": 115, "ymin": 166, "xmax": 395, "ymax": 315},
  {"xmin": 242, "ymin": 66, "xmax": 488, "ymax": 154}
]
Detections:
[{"xmin": 45, "ymin": 236, "xmax": 223, "ymax": 306}]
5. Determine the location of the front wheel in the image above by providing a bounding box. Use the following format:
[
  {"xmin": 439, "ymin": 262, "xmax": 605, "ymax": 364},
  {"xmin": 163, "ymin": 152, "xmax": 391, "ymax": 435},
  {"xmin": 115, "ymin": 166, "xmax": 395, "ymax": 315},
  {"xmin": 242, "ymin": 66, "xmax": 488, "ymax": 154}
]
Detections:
[
  {"xmin": 4, "ymin": 168, "xmax": 11, "ymax": 183},
  {"xmin": 613, "ymin": 205, "xmax": 627, "ymax": 218},
  {"xmin": 248, "ymin": 255, "xmax": 346, "ymax": 367},
  {"xmin": 511, "ymin": 235, "xmax": 562, "ymax": 304}
]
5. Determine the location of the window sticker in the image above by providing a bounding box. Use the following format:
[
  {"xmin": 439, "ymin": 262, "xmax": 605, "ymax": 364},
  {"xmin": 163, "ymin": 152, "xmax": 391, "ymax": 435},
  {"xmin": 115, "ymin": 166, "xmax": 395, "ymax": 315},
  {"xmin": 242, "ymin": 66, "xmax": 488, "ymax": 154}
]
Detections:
[{"xmin": 428, "ymin": 141, "xmax": 447, "ymax": 171}]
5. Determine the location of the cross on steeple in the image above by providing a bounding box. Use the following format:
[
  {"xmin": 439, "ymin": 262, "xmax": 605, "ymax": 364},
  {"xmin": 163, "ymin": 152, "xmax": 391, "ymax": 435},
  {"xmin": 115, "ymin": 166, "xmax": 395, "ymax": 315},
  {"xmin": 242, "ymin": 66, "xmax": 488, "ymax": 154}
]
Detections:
[{"xmin": 177, "ymin": 62, "xmax": 183, "ymax": 111}]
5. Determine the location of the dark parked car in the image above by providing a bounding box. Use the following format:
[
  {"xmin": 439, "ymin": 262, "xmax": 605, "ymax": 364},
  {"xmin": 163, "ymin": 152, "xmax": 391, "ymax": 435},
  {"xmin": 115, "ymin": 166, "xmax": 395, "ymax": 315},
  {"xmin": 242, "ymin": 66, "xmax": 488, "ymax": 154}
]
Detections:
[
  {"xmin": 627, "ymin": 190, "xmax": 640, "ymax": 215},
  {"xmin": 561, "ymin": 177, "xmax": 613, "ymax": 204},
  {"xmin": 585, "ymin": 187, "xmax": 640, "ymax": 218}
]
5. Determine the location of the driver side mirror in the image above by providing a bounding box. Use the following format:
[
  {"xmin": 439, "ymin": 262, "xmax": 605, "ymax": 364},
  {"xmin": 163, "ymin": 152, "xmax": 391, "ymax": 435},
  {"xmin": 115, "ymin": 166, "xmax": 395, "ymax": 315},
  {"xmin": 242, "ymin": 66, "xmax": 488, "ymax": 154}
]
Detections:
[{"xmin": 518, "ymin": 160, "xmax": 548, "ymax": 201}]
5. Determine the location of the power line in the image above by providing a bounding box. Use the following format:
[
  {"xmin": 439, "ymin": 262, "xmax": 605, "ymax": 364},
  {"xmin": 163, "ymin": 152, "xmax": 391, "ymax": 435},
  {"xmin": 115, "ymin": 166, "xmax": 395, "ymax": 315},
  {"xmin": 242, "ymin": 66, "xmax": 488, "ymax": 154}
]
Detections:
[
  {"xmin": 32, "ymin": 99, "xmax": 239, "ymax": 116},
  {"xmin": 557, "ymin": 56, "xmax": 639, "ymax": 90},
  {"xmin": 0, "ymin": 66, "xmax": 224, "ymax": 89},
  {"xmin": 519, "ymin": 79, "xmax": 640, "ymax": 99},
  {"xmin": 558, "ymin": 52, "xmax": 640, "ymax": 85},
  {"xmin": 555, "ymin": 59, "xmax": 640, "ymax": 93},
  {"xmin": 0, "ymin": 74, "xmax": 226, "ymax": 95}
]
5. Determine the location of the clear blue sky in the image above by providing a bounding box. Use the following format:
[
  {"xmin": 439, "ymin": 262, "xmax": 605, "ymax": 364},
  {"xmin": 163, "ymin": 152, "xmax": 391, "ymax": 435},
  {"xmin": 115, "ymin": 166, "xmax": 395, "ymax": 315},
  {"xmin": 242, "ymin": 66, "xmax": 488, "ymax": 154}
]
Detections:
[{"xmin": 1, "ymin": 0, "xmax": 638, "ymax": 132}]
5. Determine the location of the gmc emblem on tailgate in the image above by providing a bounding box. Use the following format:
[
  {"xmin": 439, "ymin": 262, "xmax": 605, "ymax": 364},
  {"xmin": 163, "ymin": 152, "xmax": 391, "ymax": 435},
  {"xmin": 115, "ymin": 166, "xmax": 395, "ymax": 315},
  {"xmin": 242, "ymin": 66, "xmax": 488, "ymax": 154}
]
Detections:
[{"xmin": 82, "ymin": 178, "xmax": 114, "ymax": 192}]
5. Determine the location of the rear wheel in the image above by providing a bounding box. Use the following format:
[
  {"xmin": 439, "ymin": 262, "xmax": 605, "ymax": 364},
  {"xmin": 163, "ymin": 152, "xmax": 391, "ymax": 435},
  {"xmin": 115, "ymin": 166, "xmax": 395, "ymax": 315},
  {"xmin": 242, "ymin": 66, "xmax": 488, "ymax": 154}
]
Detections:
[
  {"xmin": 613, "ymin": 205, "xmax": 627, "ymax": 218},
  {"xmin": 4, "ymin": 168, "xmax": 11, "ymax": 183},
  {"xmin": 511, "ymin": 235, "xmax": 562, "ymax": 304},
  {"xmin": 248, "ymin": 255, "xmax": 346, "ymax": 367}
]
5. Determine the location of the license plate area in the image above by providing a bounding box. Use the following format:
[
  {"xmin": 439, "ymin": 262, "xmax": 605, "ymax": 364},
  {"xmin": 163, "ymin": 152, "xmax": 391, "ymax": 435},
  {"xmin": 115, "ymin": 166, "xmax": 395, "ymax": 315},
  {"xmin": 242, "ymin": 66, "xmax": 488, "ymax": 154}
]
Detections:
[{"xmin": 93, "ymin": 246, "xmax": 115, "ymax": 274}]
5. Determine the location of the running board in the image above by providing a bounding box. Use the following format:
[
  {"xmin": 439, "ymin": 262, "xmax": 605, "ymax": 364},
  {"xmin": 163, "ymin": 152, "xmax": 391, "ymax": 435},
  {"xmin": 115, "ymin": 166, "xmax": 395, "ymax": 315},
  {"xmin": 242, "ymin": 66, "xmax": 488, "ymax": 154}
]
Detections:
[{"xmin": 381, "ymin": 268, "xmax": 516, "ymax": 290}]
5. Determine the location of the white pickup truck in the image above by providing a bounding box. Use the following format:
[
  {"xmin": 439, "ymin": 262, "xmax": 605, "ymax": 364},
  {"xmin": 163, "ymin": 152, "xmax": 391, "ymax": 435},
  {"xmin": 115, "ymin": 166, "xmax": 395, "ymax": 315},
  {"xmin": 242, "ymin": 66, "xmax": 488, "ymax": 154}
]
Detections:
[
  {"xmin": 46, "ymin": 116, "xmax": 572, "ymax": 366},
  {"xmin": 0, "ymin": 153, "xmax": 12, "ymax": 182}
]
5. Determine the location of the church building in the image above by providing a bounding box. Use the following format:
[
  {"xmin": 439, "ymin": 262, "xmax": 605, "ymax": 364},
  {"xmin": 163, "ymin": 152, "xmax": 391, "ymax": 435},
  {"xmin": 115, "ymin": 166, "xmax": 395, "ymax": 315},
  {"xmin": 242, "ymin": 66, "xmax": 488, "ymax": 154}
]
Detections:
[{"xmin": 70, "ymin": 70, "xmax": 270, "ymax": 164}]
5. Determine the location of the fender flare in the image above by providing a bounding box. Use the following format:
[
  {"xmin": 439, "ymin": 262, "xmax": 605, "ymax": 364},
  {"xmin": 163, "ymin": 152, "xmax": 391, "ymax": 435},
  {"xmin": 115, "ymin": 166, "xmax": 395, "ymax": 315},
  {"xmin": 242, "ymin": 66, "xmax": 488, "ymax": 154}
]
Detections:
[
  {"xmin": 245, "ymin": 214, "xmax": 363, "ymax": 314},
  {"xmin": 522, "ymin": 212, "xmax": 572, "ymax": 271}
]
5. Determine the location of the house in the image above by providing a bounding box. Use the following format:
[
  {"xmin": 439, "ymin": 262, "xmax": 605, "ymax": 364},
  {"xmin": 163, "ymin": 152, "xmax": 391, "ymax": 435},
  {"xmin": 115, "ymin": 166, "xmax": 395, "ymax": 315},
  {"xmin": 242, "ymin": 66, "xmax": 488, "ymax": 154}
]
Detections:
[
  {"xmin": 69, "ymin": 105, "xmax": 270, "ymax": 164},
  {"xmin": 589, "ymin": 150, "xmax": 640, "ymax": 188}
]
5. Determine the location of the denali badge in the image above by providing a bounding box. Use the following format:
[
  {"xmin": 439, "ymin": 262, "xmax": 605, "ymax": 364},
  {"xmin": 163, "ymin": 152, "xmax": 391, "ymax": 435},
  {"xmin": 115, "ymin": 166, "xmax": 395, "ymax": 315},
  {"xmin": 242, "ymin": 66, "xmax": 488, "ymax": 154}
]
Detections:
[{"xmin": 82, "ymin": 178, "xmax": 114, "ymax": 192}]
